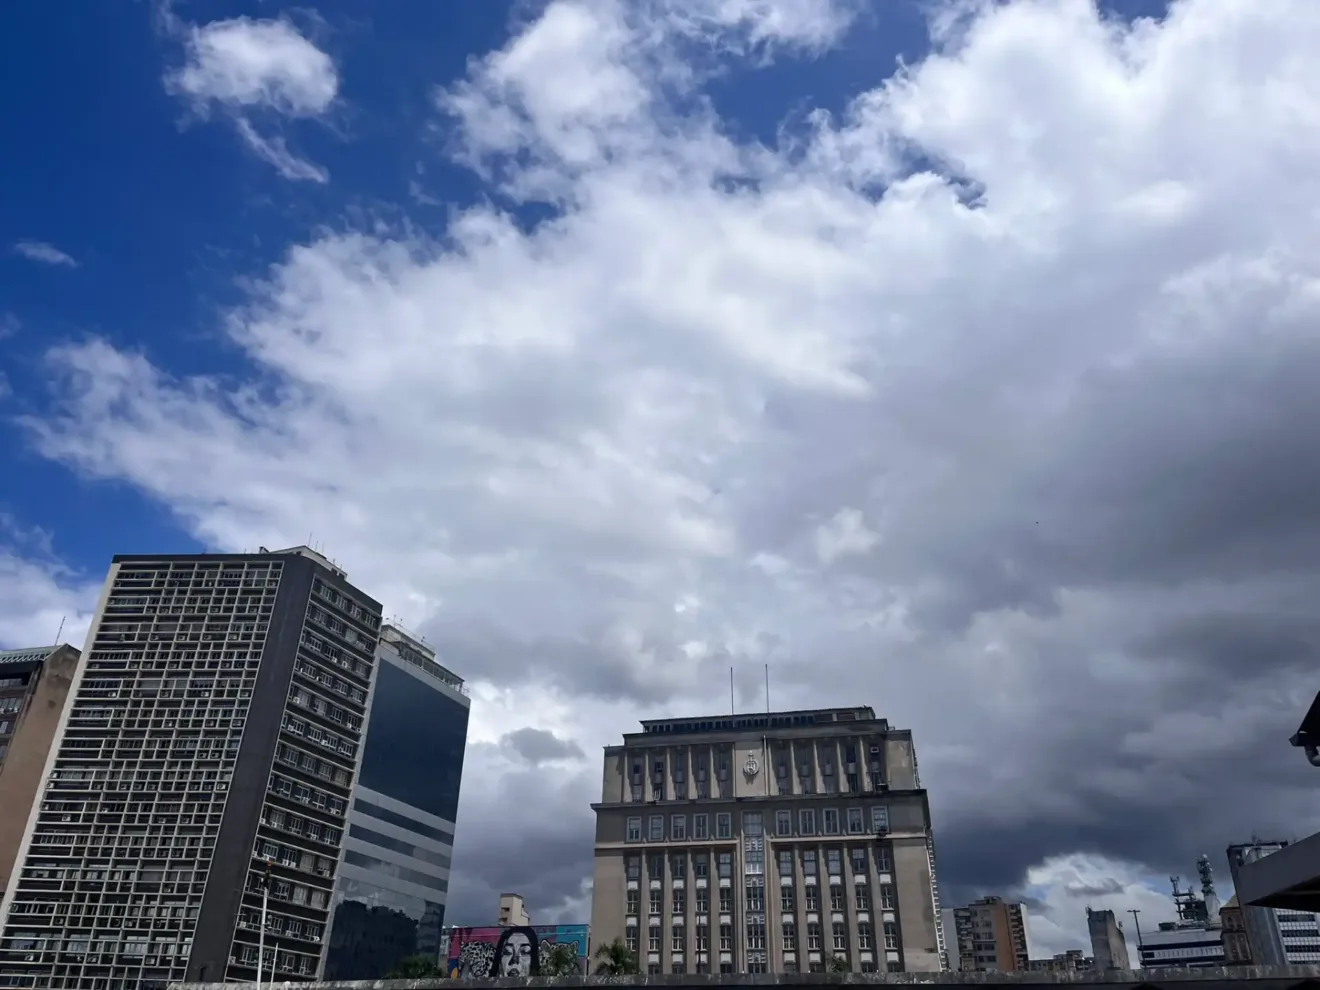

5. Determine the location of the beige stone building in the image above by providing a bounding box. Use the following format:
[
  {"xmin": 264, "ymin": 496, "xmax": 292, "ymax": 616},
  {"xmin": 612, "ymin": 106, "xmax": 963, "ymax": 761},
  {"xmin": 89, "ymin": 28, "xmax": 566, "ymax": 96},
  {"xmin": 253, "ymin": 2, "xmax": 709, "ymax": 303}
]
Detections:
[
  {"xmin": 949, "ymin": 896, "xmax": 1029, "ymax": 972},
  {"xmin": 589, "ymin": 706, "xmax": 948, "ymax": 975}
]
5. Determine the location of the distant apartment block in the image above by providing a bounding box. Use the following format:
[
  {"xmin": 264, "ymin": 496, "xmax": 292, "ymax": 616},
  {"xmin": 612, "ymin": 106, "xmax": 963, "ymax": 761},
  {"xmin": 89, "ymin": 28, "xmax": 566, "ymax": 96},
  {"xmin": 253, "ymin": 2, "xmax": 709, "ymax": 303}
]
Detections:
[
  {"xmin": 1087, "ymin": 907, "xmax": 1131, "ymax": 971},
  {"xmin": 323, "ymin": 624, "xmax": 469, "ymax": 980},
  {"xmin": 0, "ymin": 547, "xmax": 384, "ymax": 989},
  {"xmin": 949, "ymin": 896, "xmax": 1028, "ymax": 973},
  {"xmin": 1027, "ymin": 949, "xmax": 1092, "ymax": 972},
  {"xmin": 590, "ymin": 706, "xmax": 948, "ymax": 975},
  {"xmin": 0, "ymin": 645, "xmax": 80, "ymax": 896},
  {"xmin": 1227, "ymin": 841, "xmax": 1320, "ymax": 965},
  {"xmin": 498, "ymin": 893, "xmax": 530, "ymax": 928}
]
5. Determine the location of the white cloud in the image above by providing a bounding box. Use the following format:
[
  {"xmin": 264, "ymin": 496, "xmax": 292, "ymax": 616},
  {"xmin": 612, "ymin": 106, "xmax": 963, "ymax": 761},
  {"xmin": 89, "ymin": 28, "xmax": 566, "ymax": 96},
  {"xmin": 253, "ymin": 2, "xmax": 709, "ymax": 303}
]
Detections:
[
  {"xmin": 24, "ymin": 0, "xmax": 1320, "ymax": 935},
  {"xmin": 0, "ymin": 519, "xmax": 99, "ymax": 652},
  {"xmin": 12, "ymin": 241, "xmax": 78, "ymax": 268},
  {"xmin": 164, "ymin": 16, "xmax": 338, "ymax": 182}
]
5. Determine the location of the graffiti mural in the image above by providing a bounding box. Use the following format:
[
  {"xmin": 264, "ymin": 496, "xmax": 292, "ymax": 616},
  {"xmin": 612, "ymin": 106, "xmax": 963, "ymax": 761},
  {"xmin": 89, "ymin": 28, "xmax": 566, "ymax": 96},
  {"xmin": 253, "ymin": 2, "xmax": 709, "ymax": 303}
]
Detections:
[{"xmin": 447, "ymin": 924, "xmax": 589, "ymax": 978}]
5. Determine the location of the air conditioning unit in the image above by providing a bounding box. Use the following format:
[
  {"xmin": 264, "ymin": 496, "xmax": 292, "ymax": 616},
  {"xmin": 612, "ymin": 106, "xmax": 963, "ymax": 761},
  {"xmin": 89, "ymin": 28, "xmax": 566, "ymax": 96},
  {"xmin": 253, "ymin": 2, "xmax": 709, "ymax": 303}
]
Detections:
[{"xmin": 869, "ymin": 745, "xmax": 881, "ymax": 755}]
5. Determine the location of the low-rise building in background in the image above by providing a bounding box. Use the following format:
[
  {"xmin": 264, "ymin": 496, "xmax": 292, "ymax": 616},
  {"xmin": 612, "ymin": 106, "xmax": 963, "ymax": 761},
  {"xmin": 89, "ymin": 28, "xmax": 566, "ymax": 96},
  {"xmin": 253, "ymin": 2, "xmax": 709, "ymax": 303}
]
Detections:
[{"xmin": 948, "ymin": 896, "xmax": 1029, "ymax": 973}]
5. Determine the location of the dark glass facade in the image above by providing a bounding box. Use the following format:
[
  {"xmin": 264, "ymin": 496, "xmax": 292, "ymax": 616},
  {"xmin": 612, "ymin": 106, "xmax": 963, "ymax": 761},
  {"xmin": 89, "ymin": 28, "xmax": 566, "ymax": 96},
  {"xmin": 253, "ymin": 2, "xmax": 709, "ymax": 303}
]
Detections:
[{"xmin": 324, "ymin": 631, "xmax": 468, "ymax": 981}]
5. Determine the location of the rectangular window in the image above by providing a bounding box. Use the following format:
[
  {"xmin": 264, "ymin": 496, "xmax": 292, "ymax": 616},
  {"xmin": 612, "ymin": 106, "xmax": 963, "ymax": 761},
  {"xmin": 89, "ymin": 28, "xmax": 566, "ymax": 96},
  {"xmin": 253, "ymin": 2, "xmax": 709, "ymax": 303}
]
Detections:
[
  {"xmin": 672, "ymin": 929, "xmax": 685, "ymax": 952},
  {"xmin": 745, "ymin": 884, "xmax": 764, "ymax": 912},
  {"xmin": 671, "ymin": 854, "xmax": 686, "ymax": 879},
  {"xmin": 696, "ymin": 926, "xmax": 710, "ymax": 951},
  {"xmin": 649, "ymin": 815, "xmax": 664, "ymax": 841},
  {"xmin": 716, "ymin": 813, "xmax": 732, "ymax": 839},
  {"xmin": 780, "ymin": 885, "xmax": 796, "ymax": 912},
  {"xmin": 826, "ymin": 848, "xmax": 842, "ymax": 875},
  {"xmin": 833, "ymin": 921, "xmax": 847, "ymax": 951},
  {"xmin": 883, "ymin": 921, "xmax": 899, "ymax": 949},
  {"xmin": 778, "ymin": 849, "xmax": 793, "ymax": 878},
  {"xmin": 719, "ymin": 924, "xmax": 733, "ymax": 950},
  {"xmin": 717, "ymin": 852, "xmax": 732, "ymax": 878},
  {"xmin": 871, "ymin": 805, "xmax": 889, "ymax": 834},
  {"xmin": 858, "ymin": 922, "xmax": 875, "ymax": 949},
  {"xmin": 782, "ymin": 920, "xmax": 797, "ymax": 951},
  {"xmin": 626, "ymin": 855, "xmax": 641, "ymax": 879},
  {"xmin": 880, "ymin": 884, "xmax": 895, "ymax": 910},
  {"xmin": 850, "ymin": 847, "xmax": 867, "ymax": 874},
  {"xmin": 807, "ymin": 922, "xmax": 822, "ymax": 950},
  {"xmin": 747, "ymin": 920, "xmax": 766, "ymax": 950},
  {"xmin": 672, "ymin": 814, "xmax": 687, "ymax": 840},
  {"xmin": 649, "ymin": 925, "xmax": 662, "ymax": 952},
  {"xmin": 875, "ymin": 845, "xmax": 891, "ymax": 872},
  {"xmin": 847, "ymin": 807, "xmax": 864, "ymax": 834},
  {"xmin": 693, "ymin": 813, "xmax": 709, "ymax": 839},
  {"xmin": 627, "ymin": 889, "xmax": 640, "ymax": 915},
  {"xmin": 823, "ymin": 808, "xmax": 840, "ymax": 835},
  {"xmin": 650, "ymin": 889, "xmax": 663, "ymax": 915},
  {"xmin": 672, "ymin": 887, "xmax": 686, "ymax": 915},
  {"xmin": 802, "ymin": 849, "xmax": 817, "ymax": 875},
  {"xmin": 626, "ymin": 930, "xmax": 639, "ymax": 952},
  {"xmin": 855, "ymin": 885, "xmax": 871, "ymax": 911},
  {"xmin": 694, "ymin": 854, "xmax": 708, "ymax": 877},
  {"xmin": 800, "ymin": 808, "xmax": 817, "ymax": 835},
  {"xmin": 776, "ymin": 810, "xmax": 792, "ymax": 836},
  {"xmin": 627, "ymin": 817, "xmax": 642, "ymax": 842},
  {"xmin": 805, "ymin": 886, "xmax": 820, "ymax": 912},
  {"xmin": 649, "ymin": 854, "xmax": 664, "ymax": 879},
  {"xmin": 696, "ymin": 887, "xmax": 709, "ymax": 914},
  {"xmin": 720, "ymin": 887, "xmax": 733, "ymax": 914},
  {"xmin": 830, "ymin": 885, "xmax": 845, "ymax": 912}
]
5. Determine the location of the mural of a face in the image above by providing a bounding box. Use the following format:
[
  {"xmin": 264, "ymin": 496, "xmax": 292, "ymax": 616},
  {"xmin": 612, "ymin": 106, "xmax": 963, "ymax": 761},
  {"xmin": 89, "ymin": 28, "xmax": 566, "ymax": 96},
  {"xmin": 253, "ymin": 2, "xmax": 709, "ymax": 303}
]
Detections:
[{"xmin": 493, "ymin": 926, "xmax": 539, "ymax": 977}]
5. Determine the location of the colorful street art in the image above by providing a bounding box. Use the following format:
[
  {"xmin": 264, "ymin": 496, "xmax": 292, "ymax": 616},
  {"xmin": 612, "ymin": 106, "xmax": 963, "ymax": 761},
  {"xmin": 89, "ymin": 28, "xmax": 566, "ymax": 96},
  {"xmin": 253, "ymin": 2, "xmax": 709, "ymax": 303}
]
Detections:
[{"xmin": 446, "ymin": 924, "xmax": 589, "ymax": 978}]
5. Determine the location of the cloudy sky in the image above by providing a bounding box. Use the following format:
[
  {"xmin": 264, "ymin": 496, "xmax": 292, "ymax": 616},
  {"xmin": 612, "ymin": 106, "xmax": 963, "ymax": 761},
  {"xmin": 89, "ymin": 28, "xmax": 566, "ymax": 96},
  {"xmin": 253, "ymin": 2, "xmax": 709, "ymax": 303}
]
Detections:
[{"xmin": 4, "ymin": 0, "xmax": 1320, "ymax": 960}]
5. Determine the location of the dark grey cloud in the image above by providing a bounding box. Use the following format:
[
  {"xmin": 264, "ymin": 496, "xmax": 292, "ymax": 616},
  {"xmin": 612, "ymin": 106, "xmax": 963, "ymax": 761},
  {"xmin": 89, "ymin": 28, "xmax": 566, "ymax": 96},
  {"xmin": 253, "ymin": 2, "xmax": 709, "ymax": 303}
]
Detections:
[{"xmin": 501, "ymin": 727, "xmax": 586, "ymax": 765}]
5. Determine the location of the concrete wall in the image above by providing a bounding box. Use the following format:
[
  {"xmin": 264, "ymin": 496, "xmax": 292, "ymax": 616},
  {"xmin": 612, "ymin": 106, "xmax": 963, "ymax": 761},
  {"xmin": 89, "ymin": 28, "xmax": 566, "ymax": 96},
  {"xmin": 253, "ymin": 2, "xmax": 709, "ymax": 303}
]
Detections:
[
  {"xmin": 0, "ymin": 644, "xmax": 79, "ymax": 893},
  {"xmin": 165, "ymin": 962, "xmax": 1320, "ymax": 989}
]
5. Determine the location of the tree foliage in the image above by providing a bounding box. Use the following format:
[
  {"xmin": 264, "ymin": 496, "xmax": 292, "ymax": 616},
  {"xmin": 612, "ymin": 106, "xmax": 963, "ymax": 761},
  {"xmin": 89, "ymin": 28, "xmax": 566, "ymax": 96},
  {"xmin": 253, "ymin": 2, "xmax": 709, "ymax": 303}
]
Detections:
[{"xmin": 592, "ymin": 937, "xmax": 640, "ymax": 975}]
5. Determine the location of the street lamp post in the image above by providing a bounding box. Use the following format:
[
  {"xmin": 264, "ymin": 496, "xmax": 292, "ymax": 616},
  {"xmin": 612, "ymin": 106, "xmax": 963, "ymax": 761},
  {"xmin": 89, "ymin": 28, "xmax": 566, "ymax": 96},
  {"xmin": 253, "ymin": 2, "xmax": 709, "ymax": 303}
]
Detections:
[
  {"xmin": 257, "ymin": 859, "xmax": 273, "ymax": 990},
  {"xmin": 1127, "ymin": 908, "xmax": 1143, "ymax": 965}
]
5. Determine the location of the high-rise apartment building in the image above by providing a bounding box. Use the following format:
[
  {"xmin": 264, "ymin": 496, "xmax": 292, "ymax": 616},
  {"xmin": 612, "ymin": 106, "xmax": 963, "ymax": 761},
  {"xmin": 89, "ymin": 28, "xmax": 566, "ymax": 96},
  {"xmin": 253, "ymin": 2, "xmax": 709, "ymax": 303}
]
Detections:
[
  {"xmin": 323, "ymin": 624, "xmax": 469, "ymax": 980},
  {"xmin": 0, "ymin": 645, "xmax": 81, "ymax": 896},
  {"xmin": 1227, "ymin": 841, "xmax": 1320, "ymax": 965},
  {"xmin": 1086, "ymin": 907, "xmax": 1131, "ymax": 970},
  {"xmin": 589, "ymin": 706, "xmax": 948, "ymax": 975},
  {"xmin": 949, "ymin": 896, "xmax": 1028, "ymax": 972},
  {"xmin": 498, "ymin": 893, "xmax": 530, "ymax": 928},
  {"xmin": 0, "ymin": 547, "xmax": 383, "ymax": 989}
]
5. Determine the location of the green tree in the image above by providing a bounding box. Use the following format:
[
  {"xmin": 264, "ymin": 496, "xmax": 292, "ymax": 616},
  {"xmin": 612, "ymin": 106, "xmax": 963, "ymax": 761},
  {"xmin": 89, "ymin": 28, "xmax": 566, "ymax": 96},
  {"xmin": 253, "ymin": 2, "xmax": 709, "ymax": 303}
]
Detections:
[
  {"xmin": 541, "ymin": 941, "xmax": 581, "ymax": 976},
  {"xmin": 828, "ymin": 954, "xmax": 851, "ymax": 972},
  {"xmin": 592, "ymin": 937, "xmax": 640, "ymax": 975},
  {"xmin": 387, "ymin": 953, "xmax": 446, "ymax": 979}
]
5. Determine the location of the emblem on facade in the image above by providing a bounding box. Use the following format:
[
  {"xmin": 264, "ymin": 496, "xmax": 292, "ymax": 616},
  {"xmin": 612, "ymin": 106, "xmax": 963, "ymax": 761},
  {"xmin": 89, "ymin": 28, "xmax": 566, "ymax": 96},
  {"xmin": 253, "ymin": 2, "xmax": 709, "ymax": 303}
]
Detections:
[{"xmin": 743, "ymin": 754, "xmax": 760, "ymax": 777}]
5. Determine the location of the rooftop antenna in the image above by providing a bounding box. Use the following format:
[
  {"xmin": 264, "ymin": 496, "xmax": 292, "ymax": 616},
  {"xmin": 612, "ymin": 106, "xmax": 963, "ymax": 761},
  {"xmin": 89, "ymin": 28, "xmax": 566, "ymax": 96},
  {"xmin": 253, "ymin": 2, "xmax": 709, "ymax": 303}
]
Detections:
[
  {"xmin": 764, "ymin": 663, "xmax": 770, "ymax": 714},
  {"xmin": 55, "ymin": 615, "xmax": 66, "ymax": 646},
  {"xmin": 729, "ymin": 667, "xmax": 735, "ymax": 716}
]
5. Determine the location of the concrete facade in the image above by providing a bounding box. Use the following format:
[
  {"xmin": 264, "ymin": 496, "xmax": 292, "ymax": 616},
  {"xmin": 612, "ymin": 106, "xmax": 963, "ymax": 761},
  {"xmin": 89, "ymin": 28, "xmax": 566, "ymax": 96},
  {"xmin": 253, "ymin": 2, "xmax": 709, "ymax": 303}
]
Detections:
[
  {"xmin": 590, "ymin": 708, "xmax": 947, "ymax": 976},
  {"xmin": 0, "ymin": 645, "xmax": 80, "ymax": 897},
  {"xmin": 949, "ymin": 898, "xmax": 1028, "ymax": 973},
  {"xmin": 1085, "ymin": 910, "xmax": 1129, "ymax": 972}
]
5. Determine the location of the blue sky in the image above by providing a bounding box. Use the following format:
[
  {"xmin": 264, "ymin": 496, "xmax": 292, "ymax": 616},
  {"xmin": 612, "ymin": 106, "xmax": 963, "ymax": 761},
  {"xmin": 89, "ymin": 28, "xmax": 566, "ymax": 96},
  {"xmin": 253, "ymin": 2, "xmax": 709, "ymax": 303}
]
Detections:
[{"xmin": 4, "ymin": 0, "xmax": 1314, "ymax": 956}]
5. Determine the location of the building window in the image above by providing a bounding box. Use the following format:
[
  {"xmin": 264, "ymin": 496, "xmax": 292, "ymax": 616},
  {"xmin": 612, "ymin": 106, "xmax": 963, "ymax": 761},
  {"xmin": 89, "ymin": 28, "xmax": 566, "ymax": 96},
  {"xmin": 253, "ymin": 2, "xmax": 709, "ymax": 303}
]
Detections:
[
  {"xmin": 807, "ymin": 922, "xmax": 822, "ymax": 950},
  {"xmin": 672, "ymin": 887, "xmax": 686, "ymax": 915},
  {"xmin": 830, "ymin": 885, "xmax": 845, "ymax": 912},
  {"xmin": 800, "ymin": 808, "xmax": 817, "ymax": 835},
  {"xmin": 782, "ymin": 920, "xmax": 797, "ymax": 951},
  {"xmin": 671, "ymin": 854, "xmax": 686, "ymax": 879},
  {"xmin": 850, "ymin": 847, "xmax": 867, "ymax": 874},
  {"xmin": 855, "ymin": 884, "xmax": 871, "ymax": 911},
  {"xmin": 696, "ymin": 886, "xmax": 710, "ymax": 914},
  {"xmin": 823, "ymin": 808, "xmax": 840, "ymax": 834},
  {"xmin": 672, "ymin": 814, "xmax": 687, "ymax": 840},
  {"xmin": 720, "ymin": 887, "xmax": 734, "ymax": 914},
  {"xmin": 879, "ymin": 884, "xmax": 895, "ymax": 910},
  {"xmin": 858, "ymin": 921, "xmax": 875, "ymax": 949},
  {"xmin": 650, "ymin": 888, "xmax": 663, "ymax": 915},
  {"xmin": 875, "ymin": 845, "xmax": 891, "ymax": 871},
  {"xmin": 694, "ymin": 854, "xmax": 708, "ymax": 877},
  {"xmin": 847, "ymin": 807, "xmax": 864, "ymax": 834},
  {"xmin": 627, "ymin": 855, "xmax": 641, "ymax": 879},
  {"xmin": 696, "ymin": 926, "xmax": 710, "ymax": 951},
  {"xmin": 649, "ymin": 854, "xmax": 664, "ymax": 880},
  {"xmin": 778, "ymin": 849, "xmax": 793, "ymax": 878},
  {"xmin": 802, "ymin": 849, "xmax": 817, "ymax": 876},
  {"xmin": 888, "ymin": 960, "xmax": 904, "ymax": 973},
  {"xmin": 693, "ymin": 814, "xmax": 709, "ymax": 839},
  {"xmin": 719, "ymin": 924, "xmax": 733, "ymax": 950},
  {"xmin": 647, "ymin": 962, "xmax": 662, "ymax": 975},
  {"xmin": 717, "ymin": 852, "xmax": 732, "ymax": 878},
  {"xmin": 745, "ymin": 884, "xmax": 764, "ymax": 912},
  {"xmin": 672, "ymin": 929, "xmax": 685, "ymax": 952},
  {"xmin": 833, "ymin": 922, "xmax": 848, "ymax": 951},
  {"xmin": 747, "ymin": 920, "xmax": 766, "ymax": 950},
  {"xmin": 650, "ymin": 925, "xmax": 662, "ymax": 952},
  {"xmin": 871, "ymin": 805, "xmax": 889, "ymax": 833},
  {"xmin": 776, "ymin": 810, "xmax": 792, "ymax": 836},
  {"xmin": 650, "ymin": 815, "xmax": 665, "ymax": 841},
  {"xmin": 627, "ymin": 889, "xmax": 640, "ymax": 915},
  {"xmin": 716, "ymin": 813, "xmax": 732, "ymax": 838},
  {"xmin": 781, "ymin": 885, "xmax": 796, "ymax": 912},
  {"xmin": 826, "ymin": 848, "xmax": 842, "ymax": 875},
  {"xmin": 884, "ymin": 921, "xmax": 899, "ymax": 950},
  {"xmin": 627, "ymin": 817, "xmax": 642, "ymax": 842},
  {"xmin": 861, "ymin": 960, "xmax": 877, "ymax": 973},
  {"xmin": 806, "ymin": 886, "xmax": 821, "ymax": 912}
]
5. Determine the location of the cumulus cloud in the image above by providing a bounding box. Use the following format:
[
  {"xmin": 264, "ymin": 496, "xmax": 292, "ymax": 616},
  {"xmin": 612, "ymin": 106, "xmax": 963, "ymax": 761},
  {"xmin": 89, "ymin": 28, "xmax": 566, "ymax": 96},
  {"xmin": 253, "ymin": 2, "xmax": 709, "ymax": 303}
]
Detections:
[
  {"xmin": 164, "ymin": 16, "xmax": 338, "ymax": 181},
  {"xmin": 0, "ymin": 518, "xmax": 99, "ymax": 652},
  {"xmin": 12, "ymin": 241, "xmax": 78, "ymax": 268},
  {"xmin": 22, "ymin": 0, "xmax": 1320, "ymax": 951}
]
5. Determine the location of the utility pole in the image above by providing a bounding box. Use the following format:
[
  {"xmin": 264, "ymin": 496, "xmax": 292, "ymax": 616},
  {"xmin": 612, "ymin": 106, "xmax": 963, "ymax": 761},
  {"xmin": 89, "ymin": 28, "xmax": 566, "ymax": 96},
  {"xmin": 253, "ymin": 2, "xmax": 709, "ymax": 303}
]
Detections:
[
  {"xmin": 1128, "ymin": 909, "xmax": 1143, "ymax": 952},
  {"xmin": 257, "ymin": 859, "xmax": 273, "ymax": 990}
]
